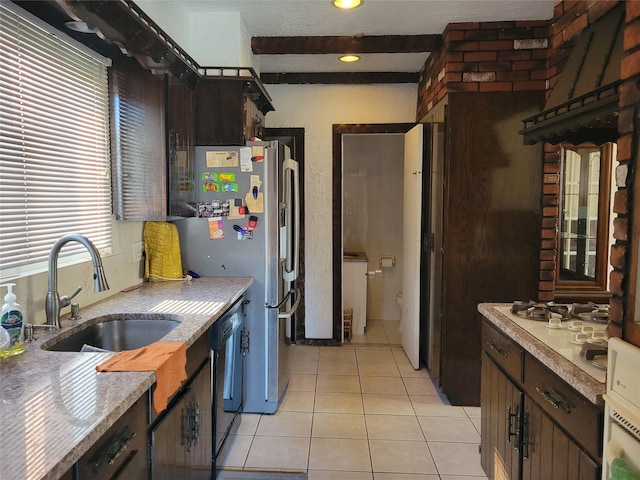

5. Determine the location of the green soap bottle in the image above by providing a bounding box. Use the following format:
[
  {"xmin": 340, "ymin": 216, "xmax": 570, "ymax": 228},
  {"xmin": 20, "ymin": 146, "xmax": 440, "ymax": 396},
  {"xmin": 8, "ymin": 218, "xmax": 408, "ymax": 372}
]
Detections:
[{"xmin": 0, "ymin": 283, "xmax": 26, "ymax": 357}]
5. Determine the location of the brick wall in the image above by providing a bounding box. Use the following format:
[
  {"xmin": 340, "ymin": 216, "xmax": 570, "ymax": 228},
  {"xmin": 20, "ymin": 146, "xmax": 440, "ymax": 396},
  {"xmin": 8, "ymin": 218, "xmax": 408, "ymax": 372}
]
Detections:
[
  {"xmin": 615, "ymin": 1, "xmax": 640, "ymax": 344},
  {"xmin": 416, "ymin": 21, "xmax": 549, "ymax": 120}
]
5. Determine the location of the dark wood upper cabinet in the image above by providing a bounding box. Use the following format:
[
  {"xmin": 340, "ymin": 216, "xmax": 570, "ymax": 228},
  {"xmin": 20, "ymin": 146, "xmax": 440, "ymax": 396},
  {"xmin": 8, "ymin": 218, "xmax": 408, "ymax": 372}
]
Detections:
[{"xmin": 195, "ymin": 80, "xmax": 265, "ymax": 146}]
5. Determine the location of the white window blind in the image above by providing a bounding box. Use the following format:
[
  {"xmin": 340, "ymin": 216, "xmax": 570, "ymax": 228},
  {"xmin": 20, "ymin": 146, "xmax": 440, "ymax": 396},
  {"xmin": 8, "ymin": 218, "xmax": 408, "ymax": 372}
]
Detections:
[{"xmin": 0, "ymin": 3, "xmax": 112, "ymax": 279}]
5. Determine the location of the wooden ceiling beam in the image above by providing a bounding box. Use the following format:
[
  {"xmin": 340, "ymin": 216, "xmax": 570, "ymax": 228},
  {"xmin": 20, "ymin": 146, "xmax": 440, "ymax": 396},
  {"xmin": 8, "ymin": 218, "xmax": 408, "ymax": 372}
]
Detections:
[
  {"xmin": 261, "ymin": 72, "xmax": 420, "ymax": 84},
  {"xmin": 252, "ymin": 35, "xmax": 441, "ymax": 54}
]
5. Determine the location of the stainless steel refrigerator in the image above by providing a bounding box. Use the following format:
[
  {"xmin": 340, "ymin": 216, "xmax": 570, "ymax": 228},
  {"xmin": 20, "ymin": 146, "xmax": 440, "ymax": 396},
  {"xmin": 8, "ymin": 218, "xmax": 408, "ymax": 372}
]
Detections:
[{"xmin": 174, "ymin": 140, "xmax": 300, "ymax": 414}]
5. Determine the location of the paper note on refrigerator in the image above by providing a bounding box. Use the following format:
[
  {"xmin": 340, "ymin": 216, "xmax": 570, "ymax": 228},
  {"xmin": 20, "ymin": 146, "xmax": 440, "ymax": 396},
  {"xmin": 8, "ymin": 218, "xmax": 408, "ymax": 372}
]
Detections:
[
  {"xmin": 206, "ymin": 150, "xmax": 238, "ymax": 168},
  {"xmin": 240, "ymin": 147, "xmax": 253, "ymax": 172}
]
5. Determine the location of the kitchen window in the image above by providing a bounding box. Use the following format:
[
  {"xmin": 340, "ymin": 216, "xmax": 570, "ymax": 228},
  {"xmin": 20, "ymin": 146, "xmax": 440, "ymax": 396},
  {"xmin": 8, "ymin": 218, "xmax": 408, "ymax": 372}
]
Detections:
[{"xmin": 0, "ymin": 2, "xmax": 112, "ymax": 280}]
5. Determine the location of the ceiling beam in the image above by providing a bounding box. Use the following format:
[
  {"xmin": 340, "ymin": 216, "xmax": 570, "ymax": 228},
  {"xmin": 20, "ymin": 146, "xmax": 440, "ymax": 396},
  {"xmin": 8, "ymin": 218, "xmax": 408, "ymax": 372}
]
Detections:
[
  {"xmin": 261, "ymin": 72, "xmax": 420, "ymax": 84},
  {"xmin": 252, "ymin": 35, "xmax": 441, "ymax": 54}
]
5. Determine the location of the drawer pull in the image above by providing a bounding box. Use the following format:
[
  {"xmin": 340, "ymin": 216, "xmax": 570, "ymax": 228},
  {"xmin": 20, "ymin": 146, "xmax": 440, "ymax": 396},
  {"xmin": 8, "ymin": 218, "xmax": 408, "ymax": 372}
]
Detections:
[
  {"xmin": 536, "ymin": 385, "xmax": 571, "ymax": 414},
  {"xmin": 90, "ymin": 426, "xmax": 136, "ymax": 473},
  {"xmin": 486, "ymin": 338, "xmax": 509, "ymax": 358},
  {"xmin": 521, "ymin": 411, "xmax": 530, "ymax": 459}
]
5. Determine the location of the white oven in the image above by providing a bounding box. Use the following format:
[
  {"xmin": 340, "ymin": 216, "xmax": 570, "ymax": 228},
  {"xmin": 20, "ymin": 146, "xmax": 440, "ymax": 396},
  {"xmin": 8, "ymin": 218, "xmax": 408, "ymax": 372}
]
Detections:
[{"xmin": 602, "ymin": 337, "xmax": 640, "ymax": 479}]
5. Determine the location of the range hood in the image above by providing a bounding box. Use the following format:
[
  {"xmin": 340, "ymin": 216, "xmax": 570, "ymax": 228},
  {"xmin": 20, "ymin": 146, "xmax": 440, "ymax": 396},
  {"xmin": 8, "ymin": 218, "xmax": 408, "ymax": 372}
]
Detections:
[{"xmin": 521, "ymin": 5, "xmax": 624, "ymax": 145}]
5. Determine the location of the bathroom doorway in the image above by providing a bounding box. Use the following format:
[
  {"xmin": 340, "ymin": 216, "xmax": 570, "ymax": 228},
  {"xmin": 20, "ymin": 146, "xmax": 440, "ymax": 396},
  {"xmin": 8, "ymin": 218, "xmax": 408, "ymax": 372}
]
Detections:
[{"xmin": 332, "ymin": 124, "xmax": 413, "ymax": 344}]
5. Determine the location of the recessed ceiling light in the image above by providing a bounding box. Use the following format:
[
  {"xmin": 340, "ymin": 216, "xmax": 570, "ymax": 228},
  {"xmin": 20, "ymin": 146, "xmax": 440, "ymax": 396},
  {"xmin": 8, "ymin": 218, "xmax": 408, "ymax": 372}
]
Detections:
[
  {"xmin": 339, "ymin": 55, "xmax": 360, "ymax": 63},
  {"xmin": 332, "ymin": 0, "xmax": 363, "ymax": 10}
]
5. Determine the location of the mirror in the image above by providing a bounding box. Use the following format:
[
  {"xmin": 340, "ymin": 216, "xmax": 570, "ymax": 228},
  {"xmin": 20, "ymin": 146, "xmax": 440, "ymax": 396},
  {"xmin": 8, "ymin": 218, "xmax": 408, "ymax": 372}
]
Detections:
[{"xmin": 555, "ymin": 142, "xmax": 616, "ymax": 301}]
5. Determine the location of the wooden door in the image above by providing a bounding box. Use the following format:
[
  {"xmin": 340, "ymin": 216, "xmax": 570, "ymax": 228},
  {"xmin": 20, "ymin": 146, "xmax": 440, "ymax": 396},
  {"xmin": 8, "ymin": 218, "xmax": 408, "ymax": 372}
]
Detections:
[
  {"xmin": 402, "ymin": 124, "xmax": 426, "ymax": 368},
  {"xmin": 522, "ymin": 396, "xmax": 599, "ymax": 480},
  {"xmin": 481, "ymin": 353, "xmax": 521, "ymax": 480},
  {"xmin": 440, "ymin": 92, "xmax": 544, "ymax": 405}
]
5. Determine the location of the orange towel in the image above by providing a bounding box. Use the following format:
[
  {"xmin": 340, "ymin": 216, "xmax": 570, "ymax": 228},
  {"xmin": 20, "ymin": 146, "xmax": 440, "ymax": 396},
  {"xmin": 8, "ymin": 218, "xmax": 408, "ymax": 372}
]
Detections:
[{"xmin": 96, "ymin": 342, "xmax": 187, "ymax": 413}]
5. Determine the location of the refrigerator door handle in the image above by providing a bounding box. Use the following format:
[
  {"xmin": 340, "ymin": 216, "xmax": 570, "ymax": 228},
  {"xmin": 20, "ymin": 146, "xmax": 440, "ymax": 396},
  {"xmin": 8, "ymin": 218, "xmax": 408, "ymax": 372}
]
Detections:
[
  {"xmin": 283, "ymin": 157, "xmax": 299, "ymax": 282},
  {"xmin": 278, "ymin": 288, "xmax": 301, "ymax": 319}
]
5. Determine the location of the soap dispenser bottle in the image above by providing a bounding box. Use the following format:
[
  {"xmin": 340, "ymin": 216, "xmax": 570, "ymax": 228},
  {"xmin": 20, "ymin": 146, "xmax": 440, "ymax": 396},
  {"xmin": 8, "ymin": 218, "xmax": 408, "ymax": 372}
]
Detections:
[{"xmin": 0, "ymin": 283, "xmax": 26, "ymax": 357}]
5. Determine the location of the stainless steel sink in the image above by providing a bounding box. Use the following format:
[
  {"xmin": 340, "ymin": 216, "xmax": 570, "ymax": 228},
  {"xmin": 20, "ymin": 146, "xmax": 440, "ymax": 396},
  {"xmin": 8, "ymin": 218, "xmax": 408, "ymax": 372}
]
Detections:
[{"xmin": 42, "ymin": 314, "xmax": 181, "ymax": 352}]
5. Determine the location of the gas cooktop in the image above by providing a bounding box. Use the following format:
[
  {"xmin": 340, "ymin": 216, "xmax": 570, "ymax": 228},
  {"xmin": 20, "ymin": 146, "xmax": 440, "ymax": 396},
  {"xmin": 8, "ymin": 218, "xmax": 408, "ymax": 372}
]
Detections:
[{"xmin": 496, "ymin": 304, "xmax": 607, "ymax": 383}]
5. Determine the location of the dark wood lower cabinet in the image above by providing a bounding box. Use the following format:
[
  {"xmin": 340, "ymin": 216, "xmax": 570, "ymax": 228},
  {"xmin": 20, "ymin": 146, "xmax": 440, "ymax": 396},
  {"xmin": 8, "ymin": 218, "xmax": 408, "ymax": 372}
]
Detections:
[
  {"xmin": 151, "ymin": 357, "xmax": 213, "ymax": 480},
  {"xmin": 481, "ymin": 318, "xmax": 601, "ymax": 480},
  {"xmin": 522, "ymin": 396, "xmax": 598, "ymax": 480}
]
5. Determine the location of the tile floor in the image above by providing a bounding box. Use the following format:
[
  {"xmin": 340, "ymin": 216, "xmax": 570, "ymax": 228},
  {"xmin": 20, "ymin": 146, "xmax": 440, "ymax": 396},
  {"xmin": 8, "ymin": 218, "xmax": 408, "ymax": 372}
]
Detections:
[{"xmin": 218, "ymin": 319, "xmax": 488, "ymax": 480}]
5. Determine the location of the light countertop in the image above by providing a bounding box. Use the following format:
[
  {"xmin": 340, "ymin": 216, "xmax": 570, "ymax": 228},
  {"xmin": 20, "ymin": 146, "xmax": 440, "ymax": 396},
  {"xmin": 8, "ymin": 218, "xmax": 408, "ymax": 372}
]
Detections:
[
  {"xmin": 0, "ymin": 277, "xmax": 252, "ymax": 480},
  {"xmin": 343, "ymin": 251, "xmax": 368, "ymax": 263},
  {"xmin": 478, "ymin": 303, "xmax": 605, "ymax": 405}
]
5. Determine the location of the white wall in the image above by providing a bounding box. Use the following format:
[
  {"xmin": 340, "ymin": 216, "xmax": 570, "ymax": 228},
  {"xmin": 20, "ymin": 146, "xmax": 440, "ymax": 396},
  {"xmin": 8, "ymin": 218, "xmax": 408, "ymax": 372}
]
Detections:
[
  {"xmin": 265, "ymin": 84, "xmax": 418, "ymax": 338},
  {"xmin": 8, "ymin": 219, "xmax": 145, "ymax": 326},
  {"xmin": 343, "ymin": 134, "xmax": 405, "ymax": 321}
]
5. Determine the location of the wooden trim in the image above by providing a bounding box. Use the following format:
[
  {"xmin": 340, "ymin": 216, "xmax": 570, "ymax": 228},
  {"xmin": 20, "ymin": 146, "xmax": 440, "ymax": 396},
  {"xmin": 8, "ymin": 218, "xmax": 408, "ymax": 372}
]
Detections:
[
  {"xmin": 332, "ymin": 123, "xmax": 414, "ymax": 343},
  {"xmin": 261, "ymin": 72, "xmax": 419, "ymax": 85},
  {"xmin": 252, "ymin": 35, "xmax": 442, "ymax": 55}
]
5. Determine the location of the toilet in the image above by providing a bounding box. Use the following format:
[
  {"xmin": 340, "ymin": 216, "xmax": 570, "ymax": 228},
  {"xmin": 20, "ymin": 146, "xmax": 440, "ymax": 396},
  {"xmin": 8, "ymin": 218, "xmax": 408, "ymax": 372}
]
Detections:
[{"xmin": 396, "ymin": 291, "xmax": 403, "ymax": 319}]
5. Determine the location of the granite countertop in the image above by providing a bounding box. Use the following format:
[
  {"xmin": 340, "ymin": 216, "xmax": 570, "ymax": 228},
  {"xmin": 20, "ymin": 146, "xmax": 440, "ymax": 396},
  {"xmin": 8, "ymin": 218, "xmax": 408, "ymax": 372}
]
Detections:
[
  {"xmin": 343, "ymin": 251, "xmax": 368, "ymax": 263},
  {"xmin": 478, "ymin": 303, "xmax": 605, "ymax": 405},
  {"xmin": 0, "ymin": 277, "xmax": 252, "ymax": 480}
]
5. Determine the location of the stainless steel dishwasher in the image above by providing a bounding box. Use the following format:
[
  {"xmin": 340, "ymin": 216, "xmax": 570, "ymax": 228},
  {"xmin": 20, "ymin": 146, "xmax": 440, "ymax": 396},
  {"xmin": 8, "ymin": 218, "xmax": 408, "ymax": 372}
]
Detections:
[{"xmin": 210, "ymin": 296, "xmax": 245, "ymax": 476}]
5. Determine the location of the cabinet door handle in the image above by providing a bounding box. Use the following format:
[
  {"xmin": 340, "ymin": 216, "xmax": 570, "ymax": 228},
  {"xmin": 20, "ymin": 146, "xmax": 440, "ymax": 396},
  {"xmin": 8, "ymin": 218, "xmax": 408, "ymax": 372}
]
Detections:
[
  {"xmin": 507, "ymin": 405, "xmax": 519, "ymax": 448},
  {"xmin": 535, "ymin": 385, "xmax": 571, "ymax": 414},
  {"xmin": 90, "ymin": 426, "xmax": 136, "ymax": 473},
  {"xmin": 486, "ymin": 338, "xmax": 508, "ymax": 358},
  {"xmin": 183, "ymin": 401, "xmax": 201, "ymax": 452},
  {"xmin": 521, "ymin": 411, "xmax": 530, "ymax": 459}
]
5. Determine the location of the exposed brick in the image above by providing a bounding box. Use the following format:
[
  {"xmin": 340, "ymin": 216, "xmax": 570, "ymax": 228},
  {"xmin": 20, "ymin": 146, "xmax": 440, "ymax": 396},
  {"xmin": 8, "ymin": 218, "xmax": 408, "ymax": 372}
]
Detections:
[
  {"xmin": 609, "ymin": 297, "xmax": 624, "ymax": 324},
  {"xmin": 539, "ymin": 281, "xmax": 555, "ymax": 290},
  {"xmin": 478, "ymin": 40, "xmax": 515, "ymax": 51},
  {"xmin": 544, "ymin": 173, "xmax": 560, "ymax": 184},
  {"xmin": 514, "ymin": 38, "xmax": 549, "ymax": 50},
  {"xmin": 532, "ymin": 49, "xmax": 548, "ymax": 60},
  {"xmin": 619, "ymin": 81, "xmax": 640, "ymax": 108},
  {"xmin": 613, "ymin": 189, "xmax": 628, "ymax": 214},
  {"xmin": 588, "ymin": 0, "xmax": 619, "ymax": 24},
  {"xmin": 447, "ymin": 62, "xmax": 478, "ymax": 72},
  {"xmin": 445, "ymin": 72, "xmax": 462, "ymax": 83},
  {"xmin": 447, "ymin": 82, "xmax": 479, "ymax": 93},
  {"xmin": 617, "ymin": 135, "xmax": 633, "ymax": 162},
  {"xmin": 539, "ymin": 291, "xmax": 555, "ymax": 302},
  {"xmin": 446, "ymin": 52, "xmax": 465, "ymax": 63},
  {"xmin": 450, "ymin": 22, "xmax": 481, "ymax": 30},
  {"xmin": 611, "ymin": 244, "xmax": 627, "ymax": 270},
  {"xmin": 610, "ymin": 270, "xmax": 624, "ymax": 296},
  {"xmin": 516, "ymin": 20, "xmax": 550, "ymax": 29},
  {"xmin": 624, "ymin": 19, "xmax": 640, "ymax": 51},
  {"xmin": 540, "ymin": 270, "xmax": 555, "ymax": 281},
  {"xmin": 543, "ymin": 184, "xmax": 560, "ymax": 195},
  {"xmin": 621, "ymin": 50, "xmax": 640, "ymax": 80},
  {"xmin": 544, "ymin": 163, "xmax": 561, "ymax": 174},
  {"xmin": 481, "ymin": 21, "xmax": 514, "ymax": 30},
  {"xmin": 498, "ymin": 50, "xmax": 532, "ymax": 61},
  {"xmin": 499, "ymin": 27, "xmax": 535, "ymax": 40},
  {"xmin": 463, "ymin": 71, "xmax": 496, "ymax": 82},
  {"xmin": 497, "ymin": 70, "xmax": 530, "ymax": 82},
  {"xmin": 449, "ymin": 41, "xmax": 480, "ymax": 52},
  {"xmin": 513, "ymin": 59, "xmax": 547, "ymax": 71},
  {"xmin": 514, "ymin": 80, "xmax": 546, "ymax": 91},
  {"xmin": 479, "ymin": 61, "xmax": 513, "ymax": 72},
  {"xmin": 530, "ymin": 70, "xmax": 548, "ymax": 80},
  {"xmin": 618, "ymin": 106, "xmax": 636, "ymax": 135},
  {"xmin": 563, "ymin": 14, "xmax": 589, "ymax": 41},
  {"xmin": 553, "ymin": 2, "xmax": 564, "ymax": 21},
  {"xmin": 627, "ymin": 0, "xmax": 640, "ymax": 21},
  {"xmin": 464, "ymin": 51, "xmax": 498, "ymax": 62},
  {"xmin": 479, "ymin": 82, "xmax": 513, "ymax": 92},
  {"xmin": 465, "ymin": 29, "xmax": 498, "ymax": 41},
  {"xmin": 542, "ymin": 217, "xmax": 557, "ymax": 229},
  {"xmin": 616, "ymin": 164, "xmax": 629, "ymax": 188},
  {"xmin": 541, "ymin": 239, "xmax": 557, "ymax": 249},
  {"xmin": 613, "ymin": 217, "xmax": 629, "ymax": 241},
  {"xmin": 541, "ymin": 229, "xmax": 557, "ymax": 239},
  {"xmin": 446, "ymin": 30, "xmax": 465, "ymax": 42},
  {"xmin": 540, "ymin": 249, "xmax": 556, "ymax": 261}
]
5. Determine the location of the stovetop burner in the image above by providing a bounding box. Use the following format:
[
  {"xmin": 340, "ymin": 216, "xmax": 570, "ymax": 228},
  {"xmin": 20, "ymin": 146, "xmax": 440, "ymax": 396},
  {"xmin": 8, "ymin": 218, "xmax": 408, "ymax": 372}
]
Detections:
[{"xmin": 510, "ymin": 301, "xmax": 609, "ymax": 323}]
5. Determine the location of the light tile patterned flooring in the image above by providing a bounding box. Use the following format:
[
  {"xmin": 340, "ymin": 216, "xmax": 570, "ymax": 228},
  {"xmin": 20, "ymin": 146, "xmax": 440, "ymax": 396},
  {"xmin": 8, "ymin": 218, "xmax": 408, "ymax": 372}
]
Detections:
[{"xmin": 219, "ymin": 319, "xmax": 488, "ymax": 479}]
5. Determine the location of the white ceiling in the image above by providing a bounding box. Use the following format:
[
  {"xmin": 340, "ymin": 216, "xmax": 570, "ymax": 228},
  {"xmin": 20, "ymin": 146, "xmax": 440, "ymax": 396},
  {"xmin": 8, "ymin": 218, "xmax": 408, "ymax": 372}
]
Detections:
[{"xmin": 177, "ymin": 0, "xmax": 556, "ymax": 74}]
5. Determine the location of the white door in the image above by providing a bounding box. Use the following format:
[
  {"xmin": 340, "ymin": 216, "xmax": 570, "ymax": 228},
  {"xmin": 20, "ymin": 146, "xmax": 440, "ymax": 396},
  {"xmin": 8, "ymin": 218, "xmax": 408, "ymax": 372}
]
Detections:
[{"xmin": 402, "ymin": 124, "xmax": 423, "ymax": 369}]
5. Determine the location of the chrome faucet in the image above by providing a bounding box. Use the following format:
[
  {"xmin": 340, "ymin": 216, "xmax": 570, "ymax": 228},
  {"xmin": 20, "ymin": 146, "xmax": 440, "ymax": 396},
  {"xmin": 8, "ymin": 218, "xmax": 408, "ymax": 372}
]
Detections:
[{"xmin": 45, "ymin": 234, "xmax": 110, "ymax": 328}]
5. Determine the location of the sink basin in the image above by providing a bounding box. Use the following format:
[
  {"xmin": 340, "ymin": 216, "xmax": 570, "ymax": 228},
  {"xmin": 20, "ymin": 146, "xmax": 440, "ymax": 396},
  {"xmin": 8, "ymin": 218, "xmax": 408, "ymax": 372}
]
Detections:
[{"xmin": 43, "ymin": 314, "xmax": 181, "ymax": 352}]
